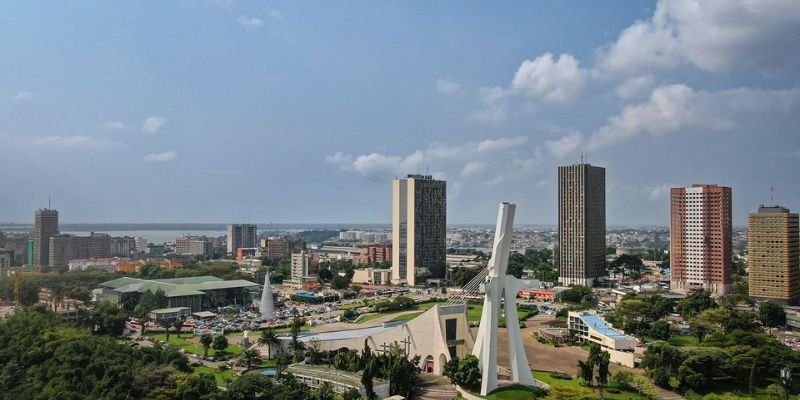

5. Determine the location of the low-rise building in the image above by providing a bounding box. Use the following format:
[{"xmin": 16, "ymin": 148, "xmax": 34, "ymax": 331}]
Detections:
[
  {"xmin": 352, "ymin": 245, "xmax": 392, "ymax": 265},
  {"xmin": 68, "ymin": 257, "xmax": 132, "ymax": 272},
  {"xmin": 568, "ymin": 311, "xmax": 636, "ymax": 352},
  {"xmin": 351, "ymin": 268, "xmax": 392, "ymax": 285},
  {"xmin": 287, "ymin": 365, "xmax": 389, "ymax": 398},
  {"xmin": 99, "ymin": 276, "xmax": 260, "ymax": 313},
  {"xmin": 175, "ymin": 236, "xmax": 213, "ymax": 258}
]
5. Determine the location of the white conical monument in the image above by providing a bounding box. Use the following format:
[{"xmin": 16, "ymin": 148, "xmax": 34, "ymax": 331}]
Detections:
[
  {"xmin": 472, "ymin": 202, "xmax": 539, "ymax": 395},
  {"xmin": 260, "ymin": 269, "xmax": 275, "ymax": 320}
]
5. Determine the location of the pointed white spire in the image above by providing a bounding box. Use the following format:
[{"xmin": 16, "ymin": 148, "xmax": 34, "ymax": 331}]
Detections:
[{"xmin": 260, "ymin": 269, "xmax": 275, "ymax": 320}]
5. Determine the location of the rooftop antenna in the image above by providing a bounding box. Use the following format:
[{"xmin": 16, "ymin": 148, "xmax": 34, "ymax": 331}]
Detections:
[
  {"xmin": 580, "ymin": 151, "xmax": 584, "ymax": 164},
  {"xmin": 48, "ymin": 195, "xmax": 51, "ymax": 209},
  {"xmin": 771, "ymin": 186, "xmax": 774, "ymax": 204}
]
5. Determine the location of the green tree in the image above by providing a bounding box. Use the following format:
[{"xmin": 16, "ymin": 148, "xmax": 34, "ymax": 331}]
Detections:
[
  {"xmin": 240, "ymin": 348, "xmax": 260, "ymax": 369},
  {"xmin": 213, "ymin": 335, "xmax": 229, "ymax": 357},
  {"xmin": 766, "ymin": 383, "xmax": 788, "ymax": 400},
  {"xmin": 676, "ymin": 290, "xmax": 716, "ymax": 318},
  {"xmin": 257, "ymin": 328, "xmax": 280, "ymax": 359},
  {"xmin": 200, "ymin": 333, "xmax": 214, "ymax": 357},
  {"xmin": 597, "ymin": 351, "xmax": 611, "ymax": 387},
  {"xmin": 649, "ymin": 320, "xmax": 672, "ymax": 341},
  {"xmin": 173, "ymin": 319, "xmax": 184, "ymax": 338},
  {"xmin": 759, "ymin": 302, "xmax": 786, "ymax": 330},
  {"xmin": 448, "ymin": 354, "xmax": 481, "ymax": 390},
  {"xmin": 313, "ymin": 381, "xmax": 335, "ymax": 400},
  {"xmin": 91, "ymin": 300, "xmax": 128, "ymax": 336},
  {"xmin": 175, "ymin": 372, "xmax": 219, "ymax": 400}
]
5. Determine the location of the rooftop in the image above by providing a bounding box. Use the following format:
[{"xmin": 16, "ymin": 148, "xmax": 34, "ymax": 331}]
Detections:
[
  {"xmin": 100, "ymin": 276, "xmax": 259, "ymax": 297},
  {"xmin": 576, "ymin": 312, "xmax": 633, "ymax": 341},
  {"xmin": 287, "ymin": 364, "xmax": 386, "ymax": 387}
]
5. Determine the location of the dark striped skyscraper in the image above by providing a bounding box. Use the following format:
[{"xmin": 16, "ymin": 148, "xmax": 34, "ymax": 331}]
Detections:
[{"xmin": 558, "ymin": 163, "xmax": 606, "ymax": 286}]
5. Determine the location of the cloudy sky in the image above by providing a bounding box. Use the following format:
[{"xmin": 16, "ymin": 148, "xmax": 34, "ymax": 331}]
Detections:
[{"xmin": 1, "ymin": 1, "xmax": 798, "ymax": 225}]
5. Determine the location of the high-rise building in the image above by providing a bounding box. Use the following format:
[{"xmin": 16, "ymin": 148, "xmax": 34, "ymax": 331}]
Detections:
[
  {"xmin": 748, "ymin": 205, "xmax": 799, "ymax": 304},
  {"xmin": 557, "ymin": 164, "xmax": 606, "ymax": 286},
  {"xmin": 670, "ymin": 184, "xmax": 733, "ymax": 295},
  {"xmin": 392, "ymin": 174, "xmax": 446, "ymax": 286},
  {"xmin": 227, "ymin": 224, "xmax": 257, "ymax": 255},
  {"xmin": 48, "ymin": 233, "xmax": 111, "ymax": 270},
  {"xmin": 176, "ymin": 236, "xmax": 213, "ymax": 258},
  {"xmin": 32, "ymin": 208, "xmax": 59, "ymax": 270},
  {"xmin": 110, "ymin": 236, "xmax": 137, "ymax": 257}
]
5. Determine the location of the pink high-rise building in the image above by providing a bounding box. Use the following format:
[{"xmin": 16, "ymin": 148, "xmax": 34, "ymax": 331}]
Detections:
[{"xmin": 670, "ymin": 184, "xmax": 732, "ymax": 295}]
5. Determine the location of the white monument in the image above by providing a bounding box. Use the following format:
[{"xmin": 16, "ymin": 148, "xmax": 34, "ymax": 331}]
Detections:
[
  {"xmin": 260, "ymin": 270, "xmax": 275, "ymax": 320},
  {"xmin": 472, "ymin": 202, "xmax": 538, "ymax": 395}
]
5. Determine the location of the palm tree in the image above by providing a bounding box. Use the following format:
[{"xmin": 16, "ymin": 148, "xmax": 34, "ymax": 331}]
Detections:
[
  {"xmin": 200, "ymin": 333, "xmax": 213, "ymax": 357},
  {"xmin": 172, "ymin": 319, "xmax": 183, "ymax": 339},
  {"xmin": 162, "ymin": 320, "xmax": 172, "ymax": 343},
  {"xmin": 241, "ymin": 348, "xmax": 260, "ymax": 370},
  {"xmin": 315, "ymin": 382, "xmax": 335, "ymax": 400},
  {"xmin": 258, "ymin": 328, "xmax": 280, "ymax": 360}
]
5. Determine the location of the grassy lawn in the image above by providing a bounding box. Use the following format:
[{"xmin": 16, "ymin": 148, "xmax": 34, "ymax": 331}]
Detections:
[
  {"xmin": 467, "ymin": 304, "xmax": 484, "ymax": 323},
  {"xmin": 668, "ymin": 334, "xmax": 699, "ymax": 347},
  {"xmin": 193, "ymin": 365, "xmax": 236, "ymax": 385},
  {"xmin": 356, "ymin": 301, "xmax": 449, "ymax": 324},
  {"xmin": 532, "ymin": 371, "xmax": 648, "ymax": 400},
  {"xmin": 390, "ymin": 312, "xmax": 423, "ymax": 322},
  {"xmin": 145, "ymin": 333, "xmax": 244, "ymax": 357},
  {"xmin": 340, "ymin": 300, "xmax": 371, "ymax": 310},
  {"xmin": 486, "ymin": 385, "xmax": 541, "ymax": 399}
]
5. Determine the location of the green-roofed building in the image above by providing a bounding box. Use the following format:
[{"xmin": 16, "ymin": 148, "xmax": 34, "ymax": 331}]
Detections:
[{"xmin": 99, "ymin": 275, "xmax": 260, "ymax": 312}]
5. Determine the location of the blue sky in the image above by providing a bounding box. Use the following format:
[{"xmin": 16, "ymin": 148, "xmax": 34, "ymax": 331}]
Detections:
[{"xmin": 1, "ymin": 1, "xmax": 798, "ymax": 225}]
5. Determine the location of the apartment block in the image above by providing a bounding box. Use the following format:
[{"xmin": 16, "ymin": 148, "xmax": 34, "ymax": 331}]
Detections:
[
  {"xmin": 748, "ymin": 205, "xmax": 799, "ymax": 304},
  {"xmin": 670, "ymin": 184, "xmax": 733, "ymax": 295}
]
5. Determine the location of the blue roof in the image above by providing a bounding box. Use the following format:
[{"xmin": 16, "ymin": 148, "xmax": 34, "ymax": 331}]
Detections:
[{"xmin": 580, "ymin": 314, "xmax": 630, "ymax": 340}]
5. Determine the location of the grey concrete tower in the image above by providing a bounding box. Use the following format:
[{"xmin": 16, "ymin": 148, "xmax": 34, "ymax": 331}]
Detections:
[{"xmin": 558, "ymin": 163, "xmax": 606, "ymax": 286}]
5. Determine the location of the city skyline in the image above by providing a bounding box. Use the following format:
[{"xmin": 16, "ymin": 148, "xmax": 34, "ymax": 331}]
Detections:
[{"xmin": 1, "ymin": 1, "xmax": 798, "ymax": 225}]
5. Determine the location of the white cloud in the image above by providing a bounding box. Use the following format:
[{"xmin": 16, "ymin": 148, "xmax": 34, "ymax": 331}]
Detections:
[
  {"xmin": 597, "ymin": 0, "xmax": 800, "ymax": 75},
  {"xmin": 615, "ymin": 75, "xmax": 656, "ymax": 99},
  {"xmin": 460, "ymin": 161, "xmax": 487, "ymax": 177},
  {"xmin": 142, "ymin": 151, "xmax": 178, "ymax": 162},
  {"xmin": 326, "ymin": 135, "xmax": 530, "ymax": 180},
  {"xmin": 436, "ymin": 78, "xmax": 461, "ymax": 94},
  {"xmin": 588, "ymin": 84, "xmax": 696, "ymax": 150},
  {"xmin": 587, "ymin": 85, "xmax": 800, "ymax": 151},
  {"xmin": 13, "ymin": 91, "xmax": 33, "ymax": 102},
  {"xmin": 32, "ymin": 136, "xmax": 121, "ymax": 151},
  {"xmin": 237, "ymin": 15, "xmax": 264, "ymax": 28},
  {"xmin": 545, "ymin": 132, "xmax": 583, "ymax": 159},
  {"xmin": 142, "ymin": 116, "xmax": 167, "ymax": 134},
  {"xmin": 510, "ymin": 53, "xmax": 588, "ymax": 104},
  {"xmin": 269, "ymin": 10, "xmax": 283, "ymax": 19},
  {"xmin": 644, "ymin": 183, "xmax": 674, "ymax": 200},
  {"xmin": 470, "ymin": 86, "xmax": 509, "ymax": 122},
  {"xmin": 102, "ymin": 121, "xmax": 127, "ymax": 130}
]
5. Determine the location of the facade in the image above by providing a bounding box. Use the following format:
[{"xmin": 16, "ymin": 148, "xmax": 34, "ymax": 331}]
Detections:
[
  {"xmin": 568, "ymin": 311, "xmax": 636, "ymax": 351},
  {"xmin": 49, "ymin": 233, "xmax": 111, "ymax": 270},
  {"xmin": 68, "ymin": 257, "xmax": 131, "ymax": 272},
  {"xmin": 264, "ymin": 238, "xmax": 289, "ymax": 259},
  {"xmin": 32, "ymin": 208, "xmax": 59, "ymax": 270},
  {"xmin": 558, "ymin": 164, "xmax": 606, "ymax": 286},
  {"xmin": 99, "ymin": 276, "xmax": 259, "ymax": 313},
  {"xmin": 227, "ymin": 224, "xmax": 257, "ymax": 255},
  {"xmin": 0, "ymin": 249, "xmax": 12, "ymax": 275},
  {"xmin": 290, "ymin": 250, "xmax": 319, "ymax": 279},
  {"xmin": 352, "ymin": 245, "xmax": 392, "ymax": 265},
  {"xmin": 110, "ymin": 236, "xmax": 137, "ymax": 257},
  {"xmin": 670, "ymin": 184, "xmax": 733, "ymax": 295},
  {"xmin": 392, "ymin": 174, "xmax": 447, "ymax": 286},
  {"xmin": 351, "ymin": 268, "xmax": 392, "ymax": 285},
  {"xmin": 292, "ymin": 304, "xmax": 474, "ymax": 377},
  {"xmin": 748, "ymin": 205, "xmax": 799, "ymax": 304},
  {"xmin": 176, "ymin": 236, "xmax": 213, "ymax": 258}
]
